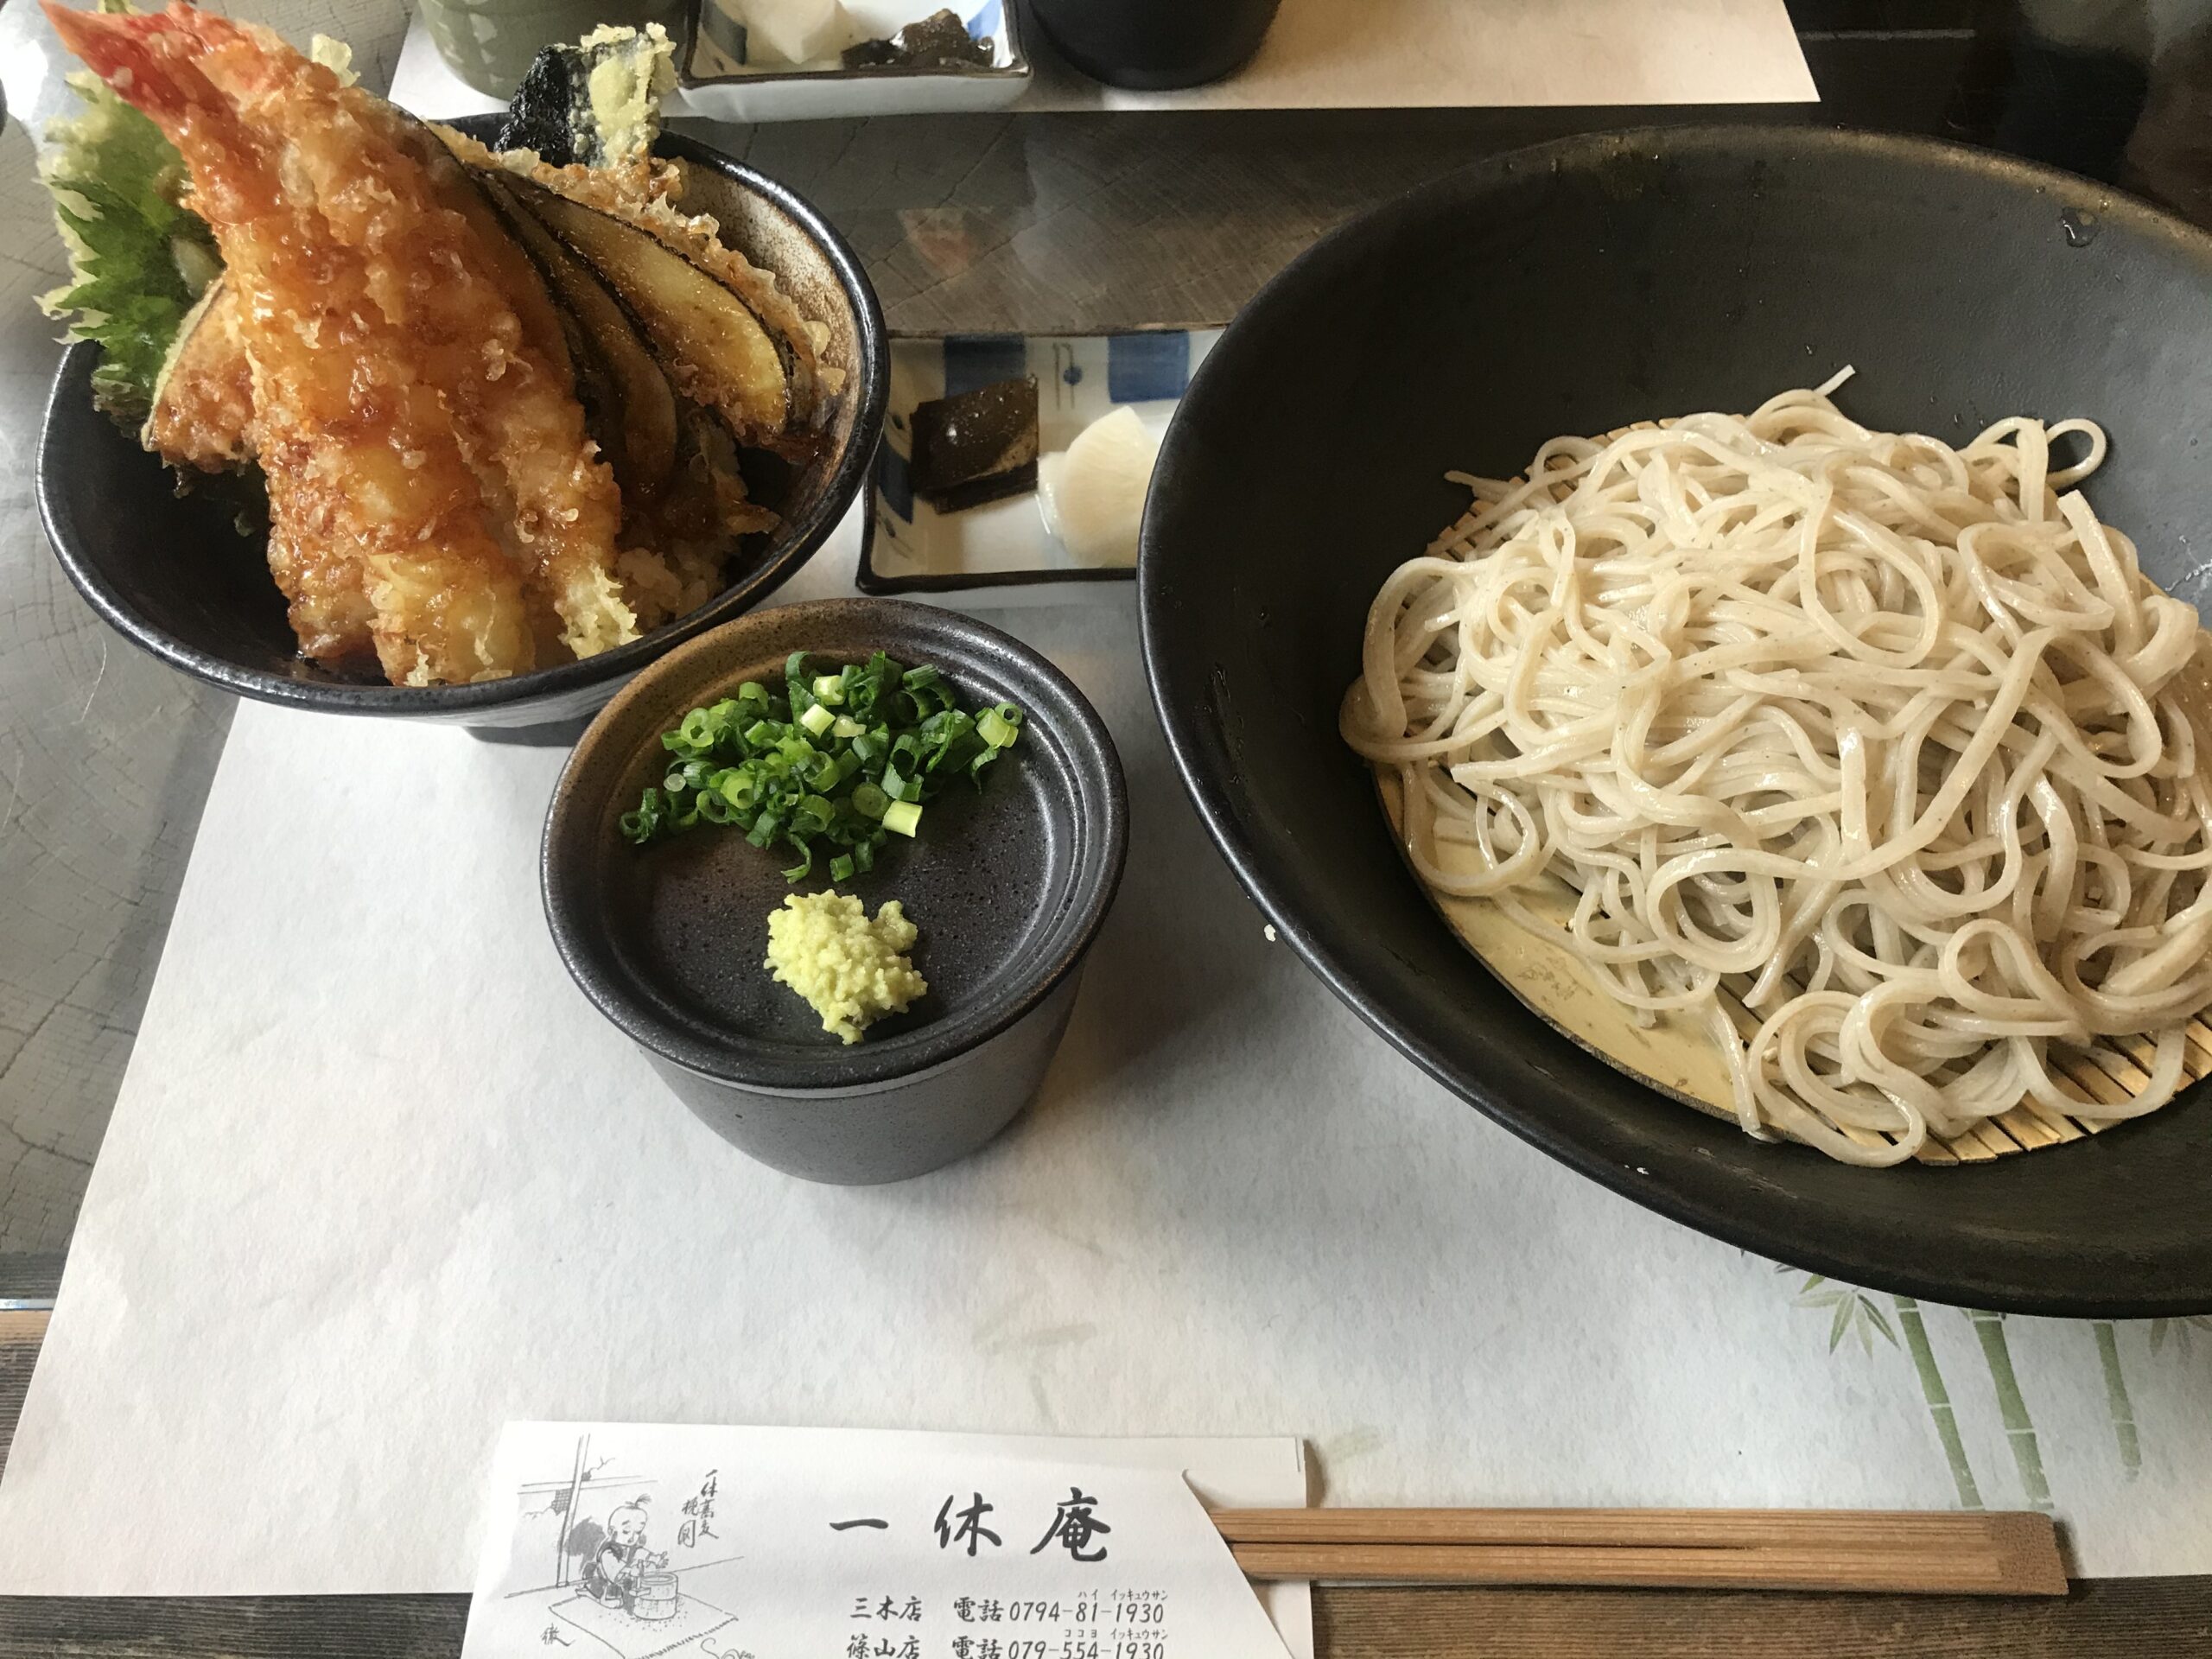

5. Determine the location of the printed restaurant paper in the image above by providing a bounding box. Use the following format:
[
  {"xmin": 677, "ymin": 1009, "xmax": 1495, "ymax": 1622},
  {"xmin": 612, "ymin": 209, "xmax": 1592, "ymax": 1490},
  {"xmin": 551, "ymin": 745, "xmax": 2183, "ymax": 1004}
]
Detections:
[
  {"xmin": 461, "ymin": 1426, "xmax": 1294, "ymax": 1659},
  {"xmin": 1, "ymin": 586, "xmax": 2209, "ymax": 1599}
]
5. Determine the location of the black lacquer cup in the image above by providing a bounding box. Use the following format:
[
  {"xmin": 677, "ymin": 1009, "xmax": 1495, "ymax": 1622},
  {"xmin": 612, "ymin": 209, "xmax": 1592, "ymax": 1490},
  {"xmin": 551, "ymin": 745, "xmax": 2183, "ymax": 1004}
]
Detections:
[
  {"xmin": 544, "ymin": 598, "xmax": 1128, "ymax": 1183},
  {"xmin": 1026, "ymin": 0, "xmax": 1281, "ymax": 90}
]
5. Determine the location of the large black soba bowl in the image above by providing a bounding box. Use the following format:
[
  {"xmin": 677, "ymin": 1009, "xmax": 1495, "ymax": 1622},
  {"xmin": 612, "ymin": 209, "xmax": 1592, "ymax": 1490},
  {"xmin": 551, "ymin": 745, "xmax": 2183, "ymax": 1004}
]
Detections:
[
  {"xmin": 38, "ymin": 117, "xmax": 887, "ymax": 728},
  {"xmin": 1141, "ymin": 126, "xmax": 2212, "ymax": 1317}
]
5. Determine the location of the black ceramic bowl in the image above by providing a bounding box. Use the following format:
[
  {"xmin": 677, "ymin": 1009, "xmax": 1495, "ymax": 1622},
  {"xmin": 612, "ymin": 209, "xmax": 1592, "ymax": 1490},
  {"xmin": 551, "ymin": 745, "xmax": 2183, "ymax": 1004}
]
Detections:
[
  {"xmin": 1141, "ymin": 124, "xmax": 2212, "ymax": 1317},
  {"xmin": 544, "ymin": 598, "xmax": 1127, "ymax": 1183},
  {"xmin": 37, "ymin": 118, "xmax": 887, "ymax": 729}
]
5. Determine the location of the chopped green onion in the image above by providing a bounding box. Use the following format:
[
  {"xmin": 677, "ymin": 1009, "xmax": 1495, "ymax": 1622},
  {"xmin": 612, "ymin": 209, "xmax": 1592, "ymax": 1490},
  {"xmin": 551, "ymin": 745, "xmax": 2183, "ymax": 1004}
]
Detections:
[
  {"xmin": 620, "ymin": 650, "xmax": 1023, "ymax": 879},
  {"xmin": 979, "ymin": 704, "xmax": 1021, "ymax": 748}
]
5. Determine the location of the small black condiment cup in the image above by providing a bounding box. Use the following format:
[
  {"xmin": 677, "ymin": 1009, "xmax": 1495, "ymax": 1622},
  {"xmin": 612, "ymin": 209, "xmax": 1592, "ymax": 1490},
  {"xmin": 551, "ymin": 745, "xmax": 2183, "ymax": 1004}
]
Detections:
[{"xmin": 543, "ymin": 598, "xmax": 1127, "ymax": 1183}]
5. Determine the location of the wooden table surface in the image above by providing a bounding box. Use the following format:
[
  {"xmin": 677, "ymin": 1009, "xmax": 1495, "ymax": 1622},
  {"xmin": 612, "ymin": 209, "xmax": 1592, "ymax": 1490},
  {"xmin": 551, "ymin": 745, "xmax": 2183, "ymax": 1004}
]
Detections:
[{"xmin": 3, "ymin": 1310, "xmax": 2207, "ymax": 1656}]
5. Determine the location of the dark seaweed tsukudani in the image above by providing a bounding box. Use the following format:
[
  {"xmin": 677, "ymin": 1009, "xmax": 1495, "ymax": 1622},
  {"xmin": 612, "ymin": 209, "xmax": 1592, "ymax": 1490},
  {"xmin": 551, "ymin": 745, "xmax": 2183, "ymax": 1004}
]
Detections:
[
  {"xmin": 908, "ymin": 376, "xmax": 1038, "ymax": 512},
  {"xmin": 842, "ymin": 8, "xmax": 995, "ymax": 70}
]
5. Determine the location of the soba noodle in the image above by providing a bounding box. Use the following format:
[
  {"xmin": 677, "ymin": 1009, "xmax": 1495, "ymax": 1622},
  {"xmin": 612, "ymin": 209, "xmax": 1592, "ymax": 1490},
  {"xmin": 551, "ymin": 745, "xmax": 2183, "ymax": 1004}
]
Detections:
[{"xmin": 1342, "ymin": 378, "xmax": 2212, "ymax": 1165}]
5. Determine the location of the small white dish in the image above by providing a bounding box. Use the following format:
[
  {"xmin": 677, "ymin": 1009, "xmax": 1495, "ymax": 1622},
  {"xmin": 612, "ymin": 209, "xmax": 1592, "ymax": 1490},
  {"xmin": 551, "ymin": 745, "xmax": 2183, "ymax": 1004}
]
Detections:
[
  {"xmin": 681, "ymin": 0, "xmax": 1028, "ymax": 122},
  {"xmin": 858, "ymin": 327, "xmax": 1220, "ymax": 601}
]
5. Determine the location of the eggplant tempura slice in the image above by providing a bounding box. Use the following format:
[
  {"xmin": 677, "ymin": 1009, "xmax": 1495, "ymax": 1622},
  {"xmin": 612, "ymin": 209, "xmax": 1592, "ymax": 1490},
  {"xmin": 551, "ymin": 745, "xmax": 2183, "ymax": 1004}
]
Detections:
[
  {"xmin": 440, "ymin": 123, "xmax": 831, "ymax": 434},
  {"xmin": 457, "ymin": 148, "xmax": 778, "ymax": 626},
  {"xmin": 555, "ymin": 153, "xmax": 835, "ymax": 430},
  {"xmin": 476, "ymin": 169, "xmax": 681, "ymax": 505},
  {"xmin": 464, "ymin": 137, "xmax": 778, "ymax": 598},
  {"xmin": 498, "ymin": 172, "xmax": 793, "ymax": 444}
]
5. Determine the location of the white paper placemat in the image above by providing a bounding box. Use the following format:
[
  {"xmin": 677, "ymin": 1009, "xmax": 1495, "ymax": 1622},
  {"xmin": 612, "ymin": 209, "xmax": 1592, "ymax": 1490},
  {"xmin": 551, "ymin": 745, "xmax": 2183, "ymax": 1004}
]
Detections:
[
  {"xmin": 387, "ymin": 0, "xmax": 1815, "ymax": 123},
  {"xmin": 2, "ymin": 515, "xmax": 2209, "ymax": 1593}
]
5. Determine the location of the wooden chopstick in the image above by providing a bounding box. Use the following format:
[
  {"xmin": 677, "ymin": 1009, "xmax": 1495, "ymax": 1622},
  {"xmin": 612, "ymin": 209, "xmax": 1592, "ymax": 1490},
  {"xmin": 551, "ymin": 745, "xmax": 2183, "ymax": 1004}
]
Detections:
[
  {"xmin": 1212, "ymin": 1507, "xmax": 2041, "ymax": 1550},
  {"xmin": 1209, "ymin": 1510, "xmax": 2066, "ymax": 1597}
]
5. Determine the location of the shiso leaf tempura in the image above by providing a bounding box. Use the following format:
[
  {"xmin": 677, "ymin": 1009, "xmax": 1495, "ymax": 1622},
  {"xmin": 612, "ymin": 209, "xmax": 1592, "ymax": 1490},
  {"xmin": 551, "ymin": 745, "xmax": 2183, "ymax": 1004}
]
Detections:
[{"xmin": 36, "ymin": 8, "xmax": 219, "ymax": 423}]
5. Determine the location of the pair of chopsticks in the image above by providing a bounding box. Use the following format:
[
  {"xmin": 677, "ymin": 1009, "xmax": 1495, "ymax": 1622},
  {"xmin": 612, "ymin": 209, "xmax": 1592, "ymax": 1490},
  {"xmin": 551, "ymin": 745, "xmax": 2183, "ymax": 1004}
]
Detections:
[{"xmin": 1209, "ymin": 1508, "xmax": 2067, "ymax": 1596}]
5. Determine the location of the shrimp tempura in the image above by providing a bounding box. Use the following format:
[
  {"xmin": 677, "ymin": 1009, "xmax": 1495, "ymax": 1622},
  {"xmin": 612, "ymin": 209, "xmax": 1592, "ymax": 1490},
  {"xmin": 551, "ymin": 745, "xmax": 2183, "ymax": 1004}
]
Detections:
[{"xmin": 50, "ymin": 3, "xmax": 635, "ymax": 681}]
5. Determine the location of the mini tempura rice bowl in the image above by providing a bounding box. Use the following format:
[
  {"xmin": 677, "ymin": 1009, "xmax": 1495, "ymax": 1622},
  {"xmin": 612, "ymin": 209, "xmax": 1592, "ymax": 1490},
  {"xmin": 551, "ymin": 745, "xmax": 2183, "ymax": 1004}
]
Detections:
[{"xmin": 39, "ymin": 122, "xmax": 887, "ymax": 729}]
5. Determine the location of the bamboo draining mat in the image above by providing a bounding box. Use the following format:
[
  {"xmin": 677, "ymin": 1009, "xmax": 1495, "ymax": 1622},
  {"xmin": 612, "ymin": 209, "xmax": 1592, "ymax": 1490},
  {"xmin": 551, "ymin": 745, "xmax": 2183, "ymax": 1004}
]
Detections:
[
  {"xmin": 1377, "ymin": 415, "xmax": 2204, "ymax": 1165},
  {"xmin": 1210, "ymin": 1508, "xmax": 2067, "ymax": 1596}
]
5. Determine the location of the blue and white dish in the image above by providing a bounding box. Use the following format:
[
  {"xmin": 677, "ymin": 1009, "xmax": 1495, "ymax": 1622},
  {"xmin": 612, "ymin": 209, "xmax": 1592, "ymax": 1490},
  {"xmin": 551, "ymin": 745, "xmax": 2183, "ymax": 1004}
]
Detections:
[
  {"xmin": 858, "ymin": 328, "xmax": 1219, "ymax": 601},
  {"xmin": 682, "ymin": 0, "xmax": 1028, "ymax": 122}
]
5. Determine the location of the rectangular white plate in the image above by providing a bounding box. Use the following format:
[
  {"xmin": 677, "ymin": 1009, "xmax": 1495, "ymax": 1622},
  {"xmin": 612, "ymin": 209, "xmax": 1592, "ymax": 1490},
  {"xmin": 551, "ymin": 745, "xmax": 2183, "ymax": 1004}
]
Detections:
[{"xmin": 858, "ymin": 327, "xmax": 1219, "ymax": 601}]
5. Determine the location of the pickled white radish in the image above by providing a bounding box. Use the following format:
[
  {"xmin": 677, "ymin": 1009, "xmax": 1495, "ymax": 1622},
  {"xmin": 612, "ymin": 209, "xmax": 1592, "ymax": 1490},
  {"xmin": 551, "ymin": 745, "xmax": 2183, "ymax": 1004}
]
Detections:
[
  {"xmin": 1037, "ymin": 406, "xmax": 1160, "ymax": 566},
  {"xmin": 736, "ymin": 0, "xmax": 854, "ymax": 64}
]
